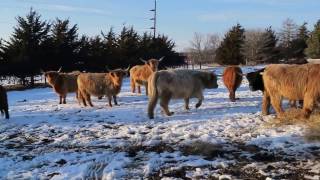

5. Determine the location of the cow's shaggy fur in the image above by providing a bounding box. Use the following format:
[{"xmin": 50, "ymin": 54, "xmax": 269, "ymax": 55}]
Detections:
[
  {"xmin": 77, "ymin": 69, "xmax": 127, "ymax": 107},
  {"xmin": 45, "ymin": 71, "xmax": 79, "ymax": 104},
  {"xmin": 147, "ymin": 69, "xmax": 218, "ymax": 119},
  {"xmin": 0, "ymin": 85, "xmax": 9, "ymax": 119},
  {"xmin": 262, "ymin": 63, "xmax": 320, "ymax": 118},
  {"xmin": 130, "ymin": 57, "xmax": 163, "ymax": 95},
  {"xmin": 222, "ymin": 66, "xmax": 243, "ymax": 102}
]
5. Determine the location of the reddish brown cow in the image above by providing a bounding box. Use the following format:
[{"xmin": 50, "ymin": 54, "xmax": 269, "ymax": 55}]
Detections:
[
  {"xmin": 44, "ymin": 69, "xmax": 79, "ymax": 104},
  {"xmin": 222, "ymin": 66, "xmax": 243, "ymax": 102},
  {"xmin": 0, "ymin": 85, "xmax": 9, "ymax": 119},
  {"xmin": 130, "ymin": 57, "xmax": 164, "ymax": 95}
]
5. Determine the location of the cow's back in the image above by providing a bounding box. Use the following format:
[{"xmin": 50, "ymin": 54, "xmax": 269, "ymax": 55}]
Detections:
[
  {"xmin": 78, "ymin": 73, "xmax": 108, "ymax": 96},
  {"xmin": 131, "ymin": 64, "xmax": 152, "ymax": 82},
  {"xmin": 263, "ymin": 64, "xmax": 308, "ymax": 100},
  {"xmin": 223, "ymin": 66, "xmax": 242, "ymax": 91},
  {"xmin": 156, "ymin": 70, "xmax": 202, "ymax": 99},
  {"xmin": 62, "ymin": 74, "xmax": 78, "ymax": 92}
]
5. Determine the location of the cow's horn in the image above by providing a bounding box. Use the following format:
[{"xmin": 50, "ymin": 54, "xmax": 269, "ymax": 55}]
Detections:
[
  {"xmin": 105, "ymin": 66, "xmax": 111, "ymax": 72},
  {"xmin": 260, "ymin": 72, "xmax": 264, "ymax": 75},
  {"xmin": 140, "ymin": 58, "xmax": 147, "ymax": 63},
  {"xmin": 124, "ymin": 65, "xmax": 130, "ymax": 72},
  {"xmin": 159, "ymin": 56, "xmax": 165, "ymax": 62},
  {"xmin": 236, "ymin": 72, "xmax": 246, "ymax": 76},
  {"xmin": 57, "ymin": 67, "xmax": 62, "ymax": 72}
]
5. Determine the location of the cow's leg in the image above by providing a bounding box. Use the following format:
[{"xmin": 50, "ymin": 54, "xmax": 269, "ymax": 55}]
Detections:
[
  {"xmin": 59, "ymin": 95, "xmax": 63, "ymax": 104},
  {"xmin": 270, "ymin": 94, "xmax": 284, "ymax": 118},
  {"xmin": 229, "ymin": 89, "xmax": 236, "ymax": 102},
  {"xmin": 81, "ymin": 94, "xmax": 87, "ymax": 107},
  {"xmin": 184, "ymin": 98, "xmax": 190, "ymax": 110},
  {"xmin": 78, "ymin": 91, "xmax": 87, "ymax": 106},
  {"xmin": 262, "ymin": 91, "xmax": 271, "ymax": 115},
  {"xmin": 82, "ymin": 92, "xmax": 93, "ymax": 107},
  {"xmin": 289, "ymin": 100, "xmax": 297, "ymax": 108},
  {"xmin": 160, "ymin": 93, "xmax": 174, "ymax": 116},
  {"xmin": 131, "ymin": 78, "xmax": 136, "ymax": 93},
  {"xmin": 302, "ymin": 94, "xmax": 315, "ymax": 118},
  {"xmin": 86, "ymin": 95, "xmax": 93, "ymax": 107},
  {"xmin": 107, "ymin": 95, "xmax": 112, "ymax": 107},
  {"xmin": 113, "ymin": 95, "xmax": 118, "ymax": 106},
  {"xmin": 62, "ymin": 95, "xmax": 67, "ymax": 104},
  {"xmin": 137, "ymin": 85, "xmax": 141, "ymax": 94},
  {"xmin": 195, "ymin": 93, "xmax": 204, "ymax": 108},
  {"xmin": 4, "ymin": 108, "xmax": 9, "ymax": 119},
  {"xmin": 145, "ymin": 83, "xmax": 148, "ymax": 96}
]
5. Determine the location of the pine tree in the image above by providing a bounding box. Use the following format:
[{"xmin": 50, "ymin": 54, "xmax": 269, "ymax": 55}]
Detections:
[
  {"xmin": 257, "ymin": 27, "xmax": 280, "ymax": 63},
  {"xmin": 288, "ymin": 22, "xmax": 309, "ymax": 60},
  {"xmin": 2, "ymin": 8, "xmax": 50, "ymax": 85},
  {"xmin": 215, "ymin": 23, "xmax": 245, "ymax": 65},
  {"xmin": 50, "ymin": 18, "xmax": 79, "ymax": 71},
  {"xmin": 305, "ymin": 20, "xmax": 320, "ymax": 58}
]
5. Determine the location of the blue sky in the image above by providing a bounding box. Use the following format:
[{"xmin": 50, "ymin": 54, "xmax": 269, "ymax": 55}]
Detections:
[{"xmin": 0, "ymin": 0, "xmax": 319, "ymax": 51}]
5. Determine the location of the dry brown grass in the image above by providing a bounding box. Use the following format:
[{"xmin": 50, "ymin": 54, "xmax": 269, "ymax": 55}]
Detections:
[{"xmin": 264, "ymin": 108, "xmax": 320, "ymax": 142}]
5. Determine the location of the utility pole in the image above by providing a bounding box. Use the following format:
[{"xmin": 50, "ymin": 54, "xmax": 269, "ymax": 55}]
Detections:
[{"xmin": 150, "ymin": 0, "xmax": 156, "ymax": 38}]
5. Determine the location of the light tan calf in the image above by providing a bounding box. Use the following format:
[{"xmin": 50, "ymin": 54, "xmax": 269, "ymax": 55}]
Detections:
[
  {"xmin": 130, "ymin": 57, "xmax": 164, "ymax": 95},
  {"xmin": 77, "ymin": 68, "xmax": 128, "ymax": 107},
  {"xmin": 147, "ymin": 69, "xmax": 218, "ymax": 119}
]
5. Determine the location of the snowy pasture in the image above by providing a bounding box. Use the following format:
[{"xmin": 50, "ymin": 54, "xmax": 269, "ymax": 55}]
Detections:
[{"xmin": 0, "ymin": 67, "xmax": 320, "ymax": 179}]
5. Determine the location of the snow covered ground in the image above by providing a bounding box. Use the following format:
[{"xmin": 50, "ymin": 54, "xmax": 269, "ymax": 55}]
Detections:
[{"xmin": 0, "ymin": 67, "xmax": 320, "ymax": 179}]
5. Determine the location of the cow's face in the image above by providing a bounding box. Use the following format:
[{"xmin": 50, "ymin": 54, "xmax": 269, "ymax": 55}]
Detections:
[
  {"xmin": 205, "ymin": 73, "xmax": 219, "ymax": 89},
  {"xmin": 110, "ymin": 69, "xmax": 127, "ymax": 85},
  {"xmin": 44, "ymin": 71, "xmax": 60, "ymax": 85},
  {"xmin": 246, "ymin": 68, "xmax": 264, "ymax": 91},
  {"xmin": 146, "ymin": 59, "xmax": 160, "ymax": 72}
]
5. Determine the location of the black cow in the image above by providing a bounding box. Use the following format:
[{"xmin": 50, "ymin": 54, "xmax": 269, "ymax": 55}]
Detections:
[
  {"xmin": 0, "ymin": 85, "xmax": 9, "ymax": 119},
  {"xmin": 246, "ymin": 68, "xmax": 265, "ymax": 91}
]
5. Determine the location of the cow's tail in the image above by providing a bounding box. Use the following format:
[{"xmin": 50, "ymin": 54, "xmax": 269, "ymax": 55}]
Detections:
[{"xmin": 147, "ymin": 72, "xmax": 159, "ymax": 119}]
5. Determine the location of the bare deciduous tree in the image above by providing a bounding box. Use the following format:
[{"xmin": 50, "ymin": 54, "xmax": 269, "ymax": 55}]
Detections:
[
  {"xmin": 187, "ymin": 32, "xmax": 220, "ymax": 69},
  {"xmin": 241, "ymin": 29, "xmax": 264, "ymax": 65}
]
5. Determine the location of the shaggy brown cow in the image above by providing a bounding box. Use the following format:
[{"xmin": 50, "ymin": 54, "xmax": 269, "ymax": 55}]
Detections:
[
  {"xmin": 44, "ymin": 70, "xmax": 79, "ymax": 104},
  {"xmin": 0, "ymin": 85, "xmax": 9, "ymax": 119},
  {"xmin": 77, "ymin": 68, "xmax": 128, "ymax": 107},
  {"xmin": 262, "ymin": 63, "xmax": 320, "ymax": 118},
  {"xmin": 222, "ymin": 66, "xmax": 243, "ymax": 102},
  {"xmin": 147, "ymin": 69, "xmax": 218, "ymax": 119},
  {"xmin": 130, "ymin": 57, "xmax": 164, "ymax": 95}
]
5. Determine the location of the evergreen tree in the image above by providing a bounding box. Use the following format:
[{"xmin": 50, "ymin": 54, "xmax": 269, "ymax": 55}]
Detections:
[
  {"xmin": 50, "ymin": 18, "xmax": 79, "ymax": 71},
  {"xmin": 117, "ymin": 26, "xmax": 140, "ymax": 66},
  {"xmin": 101, "ymin": 27, "xmax": 119, "ymax": 68},
  {"xmin": 288, "ymin": 22, "xmax": 309, "ymax": 60},
  {"xmin": 305, "ymin": 20, "xmax": 320, "ymax": 58},
  {"xmin": 257, "ymin": 27, "xmax": 280, "ymax": 63},
  {"xmin": 215, "ymin": 23, "xmax": 245, "ymax": 65},
  {"xmin": 2, "ymin": 8, "xmax": 50, "ymax": 85}
]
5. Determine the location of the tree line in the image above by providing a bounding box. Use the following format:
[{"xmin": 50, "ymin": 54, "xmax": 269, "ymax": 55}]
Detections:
[
  {"xmin": 0, "ymin": 9, "xmax": 185, "ymax": 85},
  {"xmin": 188, "ymin": 18, "xmax": 320, "ymax": 65}
]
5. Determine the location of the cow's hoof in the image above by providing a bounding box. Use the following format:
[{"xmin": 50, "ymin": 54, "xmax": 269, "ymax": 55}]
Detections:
[
  {"xmin": 195, "ymin": 104, "xmax": 201, "ymax": 108},
  {"xmin": 167, "ymin": 112, "xmax": 174, "ymax": 116}
]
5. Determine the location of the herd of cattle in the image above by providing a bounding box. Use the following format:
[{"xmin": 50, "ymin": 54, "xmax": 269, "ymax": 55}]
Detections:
[{"xmin": 1, "ymin": 59, "xmax": 320, "ymax": 120}]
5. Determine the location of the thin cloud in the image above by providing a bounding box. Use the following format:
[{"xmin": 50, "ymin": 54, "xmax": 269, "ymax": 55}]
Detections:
[
  {"xmin": 198, "ymin": 11, "xmax": 274, "ymax": 22},
  {"xmin": 44, "ymin": 4, "xmax": 111, "ymax": 15}
]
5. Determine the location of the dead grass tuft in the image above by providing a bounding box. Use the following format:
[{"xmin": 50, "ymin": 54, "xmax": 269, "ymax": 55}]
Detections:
[
  {"xmin": 180, "ymin": 140, "xmax": 223, "ymax": 159},
  {"xmin": 264, "ymin": 108, "xmax": 320, "ymax": 142}
]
